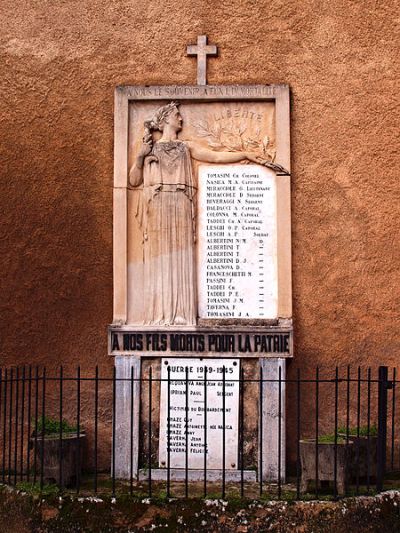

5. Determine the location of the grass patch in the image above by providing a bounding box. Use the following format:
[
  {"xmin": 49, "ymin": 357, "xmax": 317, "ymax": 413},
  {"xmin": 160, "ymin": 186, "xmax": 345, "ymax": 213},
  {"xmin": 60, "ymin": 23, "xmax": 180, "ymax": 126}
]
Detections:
[
  {"xmin": 337, "ymin": 425, "xmax": 378, "ymax": 437},
  {"xmin": 34, "ymin": 416, "xmax": 79, "ymax": 436},
  {"xmin": 15, "ymin": 481, "xmax": 60, "ymax": 496},
  {"xmin": 311, "ymin": 426, "xmax": 378, "ymax": 443},
  {"xmin": 317, "ymin": 434, "xmax": 348, "ymax": 444}
]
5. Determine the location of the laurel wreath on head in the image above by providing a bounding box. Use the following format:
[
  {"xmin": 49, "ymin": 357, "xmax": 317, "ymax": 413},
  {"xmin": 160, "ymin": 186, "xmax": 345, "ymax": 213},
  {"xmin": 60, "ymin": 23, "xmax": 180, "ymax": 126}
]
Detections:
[{"xmin": 145, "ymin": 102, "xmax": 180, "ymax": 133}]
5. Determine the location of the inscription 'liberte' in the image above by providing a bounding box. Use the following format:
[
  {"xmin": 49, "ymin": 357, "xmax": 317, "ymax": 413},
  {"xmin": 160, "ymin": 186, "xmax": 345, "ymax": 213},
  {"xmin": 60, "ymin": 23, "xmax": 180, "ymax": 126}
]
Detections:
[{"xmin": 198, "ymin": 165, "xmax": 278, "ymax": 319}]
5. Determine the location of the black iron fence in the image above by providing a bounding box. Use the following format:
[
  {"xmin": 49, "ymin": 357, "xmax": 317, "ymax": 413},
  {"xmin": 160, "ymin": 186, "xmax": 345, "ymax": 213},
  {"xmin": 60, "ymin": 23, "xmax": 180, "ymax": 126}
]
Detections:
[{"xmin": 0, "ymin": 364, "xmax": 398, "ymax": 500}]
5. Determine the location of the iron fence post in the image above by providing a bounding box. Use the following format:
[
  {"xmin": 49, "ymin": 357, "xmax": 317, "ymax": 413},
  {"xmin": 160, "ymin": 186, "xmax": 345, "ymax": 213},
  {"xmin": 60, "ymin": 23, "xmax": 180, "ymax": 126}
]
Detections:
[{"xmin": 376, "ymin": 365, "xmax": 390, "ymax": 492}]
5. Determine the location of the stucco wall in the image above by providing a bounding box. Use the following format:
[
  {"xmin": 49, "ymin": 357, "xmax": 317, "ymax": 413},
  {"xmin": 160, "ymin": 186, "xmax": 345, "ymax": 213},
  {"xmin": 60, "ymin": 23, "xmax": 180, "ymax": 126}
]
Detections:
[{"xmin": 0, "ymin": 2, "xmax": 398, "ymax": 376}]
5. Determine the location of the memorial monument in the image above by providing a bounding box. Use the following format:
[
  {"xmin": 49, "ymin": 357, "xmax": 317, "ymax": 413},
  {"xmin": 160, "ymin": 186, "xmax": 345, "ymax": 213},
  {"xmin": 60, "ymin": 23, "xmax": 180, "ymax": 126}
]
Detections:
[{"xmin": 109, "ymin": 36, "xmax": 293, "ymax": 481}]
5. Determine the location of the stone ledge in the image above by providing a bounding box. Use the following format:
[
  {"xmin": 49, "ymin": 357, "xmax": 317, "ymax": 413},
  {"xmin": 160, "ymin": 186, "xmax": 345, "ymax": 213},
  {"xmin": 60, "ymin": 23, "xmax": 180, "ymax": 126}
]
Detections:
[{"xmin": 138, "ymin": 468, "xmax": 257, "ymax": 482}]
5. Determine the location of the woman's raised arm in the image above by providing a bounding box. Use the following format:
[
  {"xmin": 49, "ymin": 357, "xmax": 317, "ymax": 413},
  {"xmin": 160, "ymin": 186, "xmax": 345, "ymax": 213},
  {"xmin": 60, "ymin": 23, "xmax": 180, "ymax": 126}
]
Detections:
[{"xmin": 129, "ymin": 143, "xmax": 153, "ymax": 187}]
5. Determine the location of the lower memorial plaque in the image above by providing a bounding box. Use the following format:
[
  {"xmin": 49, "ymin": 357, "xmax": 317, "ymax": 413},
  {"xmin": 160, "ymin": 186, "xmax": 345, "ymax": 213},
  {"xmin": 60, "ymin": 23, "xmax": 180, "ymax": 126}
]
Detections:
[{"xmin": 159, "ymin": 358, "xmax": 240, "ymax": 470}]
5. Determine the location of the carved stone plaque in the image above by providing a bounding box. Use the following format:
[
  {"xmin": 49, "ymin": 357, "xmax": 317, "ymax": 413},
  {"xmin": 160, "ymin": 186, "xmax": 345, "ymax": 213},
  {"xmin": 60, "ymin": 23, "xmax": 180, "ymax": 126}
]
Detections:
[
  {"xmin": 159, "ymin": 358, "xmax": 240, "ymax": 469},
  {"xmin": 110, "ymin": 84, "xmax": 292, "ymax": 343},
  {"xmin": 197, "ymin": 164, "xmax": 277, "ymax": 319}
]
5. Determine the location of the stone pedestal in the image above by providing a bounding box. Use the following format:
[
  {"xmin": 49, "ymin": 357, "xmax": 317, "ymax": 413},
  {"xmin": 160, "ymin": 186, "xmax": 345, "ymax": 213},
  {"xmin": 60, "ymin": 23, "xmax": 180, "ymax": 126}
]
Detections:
[
  {"xmin": 112, "ymin": 353, "xmax": 287, "ymax": 483},
  {"xmin": 259, "ymin": 357, "xmax": 286, "ymax": 482}
]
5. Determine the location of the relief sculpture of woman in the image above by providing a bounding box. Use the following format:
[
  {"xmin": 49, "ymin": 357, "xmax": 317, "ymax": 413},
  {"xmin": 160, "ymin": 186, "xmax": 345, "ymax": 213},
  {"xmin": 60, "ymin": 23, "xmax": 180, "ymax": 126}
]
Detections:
[{"xmin": 129, "ymin": 101, "xmax": 286, "ymax": 326}]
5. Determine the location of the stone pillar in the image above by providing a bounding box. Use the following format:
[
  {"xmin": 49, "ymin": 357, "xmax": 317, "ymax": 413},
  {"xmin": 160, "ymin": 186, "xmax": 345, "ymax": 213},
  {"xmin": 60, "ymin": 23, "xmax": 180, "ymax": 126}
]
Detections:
[
  {"xmin": 113, "ymin": 355, "xmax": 141, "ymax": 479},
  {"xmin": 259, "ymin": 357, "xmax": 286, "ymax": 482}
]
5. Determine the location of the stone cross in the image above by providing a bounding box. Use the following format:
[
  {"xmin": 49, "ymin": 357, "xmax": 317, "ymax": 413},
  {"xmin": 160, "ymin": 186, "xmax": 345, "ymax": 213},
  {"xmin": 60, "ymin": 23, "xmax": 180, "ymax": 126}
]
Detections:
[{"xmin": 187, "ymin": 35, "xmax": 218, "ymax": 86}]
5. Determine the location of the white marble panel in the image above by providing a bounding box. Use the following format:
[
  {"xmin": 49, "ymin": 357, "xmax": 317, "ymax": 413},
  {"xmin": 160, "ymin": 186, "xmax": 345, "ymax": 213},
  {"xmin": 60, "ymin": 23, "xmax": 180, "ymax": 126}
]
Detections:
[
  {"xmin": 159, "ymin": 358, "xmax": 240, "ymax": 469},
  {"xmin": 197, "ymin": 164, "xmax": 278, "ymax": 319}
]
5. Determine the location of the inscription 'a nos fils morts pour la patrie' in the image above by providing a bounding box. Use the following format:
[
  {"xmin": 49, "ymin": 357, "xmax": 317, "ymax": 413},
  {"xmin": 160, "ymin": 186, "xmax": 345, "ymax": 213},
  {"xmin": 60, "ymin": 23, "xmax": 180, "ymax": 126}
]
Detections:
[
  {"xmin": 159, "ymin": 358, "xmax": 240, "ymax": 469},
  {"xmin": 198, "ymin": 165, "xmax": 277, "ymax": 319},
  {"xmin": 110, "ymin": 331, "xmax": 291, "ymax": 355}
]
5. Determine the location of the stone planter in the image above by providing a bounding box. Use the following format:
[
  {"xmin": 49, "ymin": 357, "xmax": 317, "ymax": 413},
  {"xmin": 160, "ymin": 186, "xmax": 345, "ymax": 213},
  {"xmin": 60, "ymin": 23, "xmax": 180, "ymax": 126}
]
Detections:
[
  {"xmin": 31, "ymin": 432, "xmax": 85, "ymax": 487},
  {"xmin": 338, "ymin": 434, "xmax": 378, "ymax": 481},
  {"xmin": 300, "ymin": 438, "xmax": 353, "ymax": 495}
]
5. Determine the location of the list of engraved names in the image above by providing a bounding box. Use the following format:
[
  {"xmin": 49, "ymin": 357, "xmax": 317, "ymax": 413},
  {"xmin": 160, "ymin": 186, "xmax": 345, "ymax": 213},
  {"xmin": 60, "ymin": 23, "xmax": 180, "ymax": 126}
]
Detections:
[
  {"xmin": 159, "ymin": 358, "xmax": 240, "ymax": 469},
  {"xmin": 198, "ymin": 165, "xmax": 278, "ymax": 319}
]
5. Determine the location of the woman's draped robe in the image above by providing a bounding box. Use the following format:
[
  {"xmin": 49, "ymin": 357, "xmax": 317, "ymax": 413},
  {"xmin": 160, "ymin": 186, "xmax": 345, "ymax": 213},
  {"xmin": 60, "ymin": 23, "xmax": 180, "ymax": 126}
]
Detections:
[{"xmin": 135, "ymin": 141, "xmax": 197, "ymax": 325}]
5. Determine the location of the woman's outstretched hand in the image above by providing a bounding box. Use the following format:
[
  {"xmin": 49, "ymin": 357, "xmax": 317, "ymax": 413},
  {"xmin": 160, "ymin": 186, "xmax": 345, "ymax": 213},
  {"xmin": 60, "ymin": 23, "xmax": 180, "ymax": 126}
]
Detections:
[{"xmin": 245, "ymin": 152, "xmax": 289, "ymax": 175}]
